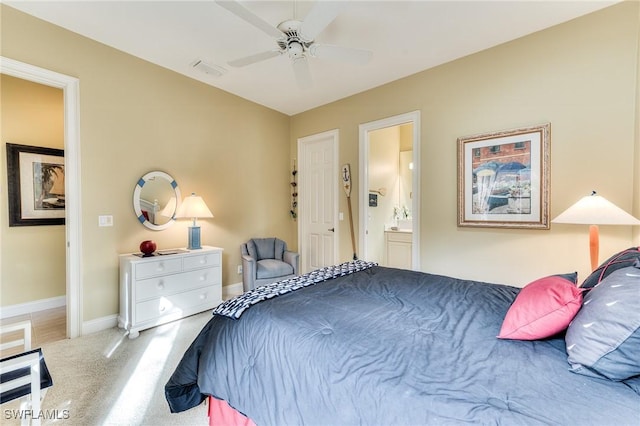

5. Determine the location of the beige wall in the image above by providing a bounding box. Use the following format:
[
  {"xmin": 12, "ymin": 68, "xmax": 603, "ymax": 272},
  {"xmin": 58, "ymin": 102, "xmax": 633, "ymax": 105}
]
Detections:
[
  {"xmin": 1, "ymin": 5, "xmax": 293, "ymax": 320},
  {"xmin": 2, "ymin": 2, "xmax": 638, "ymax": 322},
  {"xmin": 291, "ymin": 1, "xmax": 640, "ymax": 286},
  {"xmin": 635, "ymin": 0, "xmax": 640, "ymax": 244},
  {"xmin": 1, "ymin": 75, "xmax": 66, "ymax": 305}
]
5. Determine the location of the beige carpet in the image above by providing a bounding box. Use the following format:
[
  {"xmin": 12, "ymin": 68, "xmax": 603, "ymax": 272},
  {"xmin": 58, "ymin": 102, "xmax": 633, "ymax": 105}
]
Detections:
[{"xmin": 3, "ymin": 312, "xmax": 213, "ymax": 426}]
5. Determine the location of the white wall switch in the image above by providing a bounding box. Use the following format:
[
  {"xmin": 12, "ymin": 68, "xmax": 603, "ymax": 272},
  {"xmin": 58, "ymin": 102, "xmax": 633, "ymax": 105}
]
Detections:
[
  {"xmin": 339, "ymin": 212, "xmax": 344, "ymax": 221},
  {"xmin": 98, "ymin": 215, "xmax": 113, "ymax": 227},
  {"xmin": 237, "ymin": 265, "xmax": 243, "ymax": 274}
]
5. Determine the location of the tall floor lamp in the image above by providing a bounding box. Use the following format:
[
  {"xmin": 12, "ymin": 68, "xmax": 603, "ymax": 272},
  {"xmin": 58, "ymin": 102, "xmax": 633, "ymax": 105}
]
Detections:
[
  {"xmin": 552, "ymin": 191, "xmax": 640, "ymax": 271},
  {"xmin": 175, "ymin": 193, "xmax": 214, "ymax": 250}
]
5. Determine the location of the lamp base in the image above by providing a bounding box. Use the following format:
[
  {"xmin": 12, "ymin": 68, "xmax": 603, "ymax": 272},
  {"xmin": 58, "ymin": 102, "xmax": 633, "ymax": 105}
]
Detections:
[
  {"xmin": 589, "ymin": 224, "xmax": 599, "ymax": 271},
  {"xmin": 187, "ymin": 226, "xmax": 202, "ymax": 250}
]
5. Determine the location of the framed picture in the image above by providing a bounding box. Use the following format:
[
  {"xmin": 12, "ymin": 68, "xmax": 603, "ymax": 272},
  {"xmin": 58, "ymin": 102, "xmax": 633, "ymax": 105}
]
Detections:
[
  {"xmin": 6, "ymin": 143, "xmax": 65, "ymax": 226},
  {"xmin": 457, "ymin": 123, "xmax": 550, "ymax": 229}
]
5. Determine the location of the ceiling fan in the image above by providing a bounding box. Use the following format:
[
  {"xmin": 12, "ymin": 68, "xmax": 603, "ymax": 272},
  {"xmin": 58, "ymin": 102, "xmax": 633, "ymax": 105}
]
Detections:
[{"xmin": 216, "ymin": 0, "xmax": 373, "ymax": 89}]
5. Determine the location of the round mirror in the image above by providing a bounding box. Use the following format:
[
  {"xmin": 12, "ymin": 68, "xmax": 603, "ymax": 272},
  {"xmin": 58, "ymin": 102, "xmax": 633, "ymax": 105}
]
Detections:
[{"xmin": 133, "ymin": 171, "xmax": 181, "ymax": 231}]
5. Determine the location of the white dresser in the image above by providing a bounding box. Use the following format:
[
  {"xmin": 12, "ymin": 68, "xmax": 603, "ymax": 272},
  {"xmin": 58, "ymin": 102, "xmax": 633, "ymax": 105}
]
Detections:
[{"xmin": 118, "ymin": 245, "xmax": 223, "ymax": 338}]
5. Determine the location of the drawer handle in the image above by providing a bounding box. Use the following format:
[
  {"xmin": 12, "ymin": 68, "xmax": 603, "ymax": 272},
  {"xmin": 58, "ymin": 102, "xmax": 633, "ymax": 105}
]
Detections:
[
  {"xmin": 199, "ymin": 293, "xmax": 207, "ymax": 300},
  {"xmin": 159, "ymin": 305, "xmax": 166, "ymax": 312},
  {"xmin": 199, "ymin": 274, "xmax": 207, "ymax": 281},
  {"xmin": 156, "ymin": 262, "xmax": 165, "ymax": 272},
  {"xmin": 157, "ymin": 282, "xmax": 165, "ymax": 290}
]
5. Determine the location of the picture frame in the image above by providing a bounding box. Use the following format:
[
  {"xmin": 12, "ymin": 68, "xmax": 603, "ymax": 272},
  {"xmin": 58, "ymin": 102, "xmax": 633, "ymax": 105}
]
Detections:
[
  {"xmin": 6, "ymin": 143, "xmax": 65, "ymax": 226},
  {"xmin": 457, "ymin": 123, "xmax": 550, "ymax": 229},
  {"xmin": 369, "ymin": 193, "xmax": 378, "ymax": 207}
]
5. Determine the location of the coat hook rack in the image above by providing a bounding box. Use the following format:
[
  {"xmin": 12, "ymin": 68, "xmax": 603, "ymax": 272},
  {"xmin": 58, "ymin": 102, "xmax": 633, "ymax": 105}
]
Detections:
[{"xmin": 290, "ymin": 160, "xmax": 298, "ymax": 220}]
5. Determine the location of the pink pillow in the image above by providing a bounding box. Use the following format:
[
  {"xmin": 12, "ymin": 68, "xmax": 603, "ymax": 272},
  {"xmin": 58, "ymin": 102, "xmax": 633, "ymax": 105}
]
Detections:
[{"xmin": 497, "ymin": 274, "xmax": 583, "ymax": 340}]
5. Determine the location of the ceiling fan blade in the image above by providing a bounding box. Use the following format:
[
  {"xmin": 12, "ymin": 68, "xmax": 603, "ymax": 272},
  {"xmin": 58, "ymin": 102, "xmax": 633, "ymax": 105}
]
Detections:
[
  {"xmin": 228, "ymin": 50, "xmax": 282, "ymax": 67},
  {"xmin": 299, "ymin": 1, "xmax": 346, "ymax": 41},
  {"xmin": 292, "ymin": 57, "xmax": 312, "ymax": 89},
  {"xmin": 215, "ymin": 0, "xmax": 283, "ymax": 39},
  {"xmin": 310, "ymin": 44, "xmax": 373, "ymax": 65}
]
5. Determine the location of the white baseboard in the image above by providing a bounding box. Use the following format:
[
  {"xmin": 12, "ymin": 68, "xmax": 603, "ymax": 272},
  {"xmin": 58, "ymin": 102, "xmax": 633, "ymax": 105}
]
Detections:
[
  {"xmin": 82, "ymin": 314, "xmax": 118, "ymax": 335},
  {"xmin": 0, "ymin": 296, "xmax": 66, "ymax": 319},
  {"xmin": 1, "ymin": 284, "xmax": 244, "ymax": 335},
  {"xmin": 223, "ymin": 282, "xmax": 243, "ymax": 300}
]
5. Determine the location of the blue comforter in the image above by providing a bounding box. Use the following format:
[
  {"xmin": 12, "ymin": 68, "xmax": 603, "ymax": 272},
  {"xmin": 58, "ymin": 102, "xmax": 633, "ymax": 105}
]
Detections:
[{"xmin": 165, "ymin": 266, "xmax": 640, "ymax": 425}]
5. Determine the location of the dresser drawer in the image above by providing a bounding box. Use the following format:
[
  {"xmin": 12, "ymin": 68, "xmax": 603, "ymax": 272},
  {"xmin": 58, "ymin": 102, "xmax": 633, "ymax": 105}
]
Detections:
[
  {"xmin": 135, "ymin": 267, "xmax": 221, "ymax": 301},
  {"xmin": 135, "ymin": 257, "xmax": 182, "ymax": 279},
  {"xmin": 184, "ymin": 251, "xmax": 221, "ymax": 271},
  {"xmin": 135, "ymin": 285, "xmax": 221, "ymax": 324}
]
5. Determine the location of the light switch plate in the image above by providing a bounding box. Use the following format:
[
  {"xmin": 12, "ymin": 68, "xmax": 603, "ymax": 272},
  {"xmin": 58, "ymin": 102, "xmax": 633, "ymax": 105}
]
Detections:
[{"xmin": 98, "ymin": 215, "xmax": 113, "ymax": 227}]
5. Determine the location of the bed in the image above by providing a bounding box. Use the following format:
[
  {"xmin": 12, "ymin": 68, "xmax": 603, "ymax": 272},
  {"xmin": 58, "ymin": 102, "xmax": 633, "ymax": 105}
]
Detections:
[{"xmin": 165, "ymin": 253, "xmax": 640, "ymax": 425}]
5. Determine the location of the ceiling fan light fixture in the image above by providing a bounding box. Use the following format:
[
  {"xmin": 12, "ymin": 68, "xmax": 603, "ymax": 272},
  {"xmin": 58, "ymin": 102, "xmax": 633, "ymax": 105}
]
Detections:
[
  {"xmin": 287, "ymin": 41, "xmax": 304, "ymax": 60},
  {"xmin": 220, "ymin": 0, "xmax": 366, "ymax": 88}
]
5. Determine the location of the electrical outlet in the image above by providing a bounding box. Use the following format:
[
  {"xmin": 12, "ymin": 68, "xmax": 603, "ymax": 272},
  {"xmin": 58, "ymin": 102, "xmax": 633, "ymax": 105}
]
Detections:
[{"xmin": 237, "ymin": 265, "xmax": 243, "ymax": 274}]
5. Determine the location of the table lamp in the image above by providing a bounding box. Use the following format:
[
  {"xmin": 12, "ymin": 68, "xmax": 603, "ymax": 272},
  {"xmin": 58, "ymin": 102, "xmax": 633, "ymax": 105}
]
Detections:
[
  {"xmin": 552, "ymin": 191, "xmax": 640, "ymax": 270},
  {"xmin": 175, "ymin": 193, "xmax": 214, "ymax": 250}
]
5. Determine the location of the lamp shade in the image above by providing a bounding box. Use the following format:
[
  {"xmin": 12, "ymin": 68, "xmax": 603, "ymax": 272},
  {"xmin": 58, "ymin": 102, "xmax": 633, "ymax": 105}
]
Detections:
[
  {"xmin": 175, "ymin": 193, "xmax": 213, "ymax": 219},
  {"xmin": 552, "ymin": 191, "xmax": 640, "ymax": 225},
  {"xmin": 553, "ymin": 191, "xmax": 640, "ymax": 271}
]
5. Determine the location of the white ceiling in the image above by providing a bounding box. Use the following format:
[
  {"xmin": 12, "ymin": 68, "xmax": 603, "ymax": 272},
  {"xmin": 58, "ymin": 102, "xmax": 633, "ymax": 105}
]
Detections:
[{"xmin": 6, "ymin": 1, "xmax": 617, "ymax": 116}]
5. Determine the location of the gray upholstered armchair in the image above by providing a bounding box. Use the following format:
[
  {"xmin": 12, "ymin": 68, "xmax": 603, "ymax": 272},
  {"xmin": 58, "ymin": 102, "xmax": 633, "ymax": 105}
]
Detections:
[{"xmin": 241, "ymin": 237, "xmax": 300, "ymax": 292}]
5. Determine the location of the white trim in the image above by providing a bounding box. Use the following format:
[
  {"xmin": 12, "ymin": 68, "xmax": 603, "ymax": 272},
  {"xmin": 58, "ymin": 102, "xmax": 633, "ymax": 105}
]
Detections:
[
  {"xmin": 0, "ymin": 296, "xmax": 66, "ymax": 319},
  {"xmin": 223, "ymin": 282, "xmax": 243, "ymax": 300},
  {"xmin": 1, "ymin": 57, "xmax": 83, "ymax": 338},
  {"xmin": 297, "ymin": 130, "xmax": 339, "ymax": 272},
  {"xmin": 359, "ymin": 111, "xmax": 421, "ymax": 270},
  {"xmin": 82, "ymin": 314, "xmax": 118, "ymax": 336}
]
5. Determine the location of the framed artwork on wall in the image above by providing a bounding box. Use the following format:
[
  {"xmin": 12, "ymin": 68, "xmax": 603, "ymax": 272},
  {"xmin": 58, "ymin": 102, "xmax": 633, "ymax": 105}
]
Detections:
[
  {"xmin": 6, "ymin": 143, "xmax": 65, "ymax": 226},
  {"xmin": 457, "ymin": 123, "xmax": 550, "ymax": 229}
]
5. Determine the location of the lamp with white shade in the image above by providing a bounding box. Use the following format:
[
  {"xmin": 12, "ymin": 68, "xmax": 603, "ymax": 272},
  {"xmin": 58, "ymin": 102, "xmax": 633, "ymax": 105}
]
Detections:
[
  {"xmin": 552, "ymin": 191, "xmax": 640, "ymax": 271},
  {"xmin": 175, "ymin": 193, "xmax": 214, "ymax": 250}
]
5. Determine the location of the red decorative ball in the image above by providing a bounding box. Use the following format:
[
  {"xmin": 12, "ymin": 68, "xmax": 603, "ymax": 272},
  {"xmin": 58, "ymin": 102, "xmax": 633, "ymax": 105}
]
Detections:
[{"xmin": 139, "ymin": 240, "xmax": 157, "ymax": 256}]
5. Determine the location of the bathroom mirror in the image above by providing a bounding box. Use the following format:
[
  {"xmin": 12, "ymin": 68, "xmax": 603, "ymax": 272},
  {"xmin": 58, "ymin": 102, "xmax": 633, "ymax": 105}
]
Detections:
[{"xmin": 133, "ymin": 171, "xmax": 181, "ymax": 231}]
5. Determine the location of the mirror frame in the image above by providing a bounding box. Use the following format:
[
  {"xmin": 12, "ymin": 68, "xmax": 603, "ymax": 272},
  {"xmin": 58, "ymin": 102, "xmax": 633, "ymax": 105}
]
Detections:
[{"xmin": 133, "ymin": 171, "xmax": 181, "ymax": 231}]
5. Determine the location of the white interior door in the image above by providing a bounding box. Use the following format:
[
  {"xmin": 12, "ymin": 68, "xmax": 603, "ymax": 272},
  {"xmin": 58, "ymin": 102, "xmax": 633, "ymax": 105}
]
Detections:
[{"xmin": 298, "ymin": 130, "xmax": 338, "ymax": 272}]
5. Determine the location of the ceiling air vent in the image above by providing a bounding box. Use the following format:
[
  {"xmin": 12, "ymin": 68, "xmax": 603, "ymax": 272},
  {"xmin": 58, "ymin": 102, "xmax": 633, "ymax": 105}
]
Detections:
[{"xmin": 192, "ymin": 60, "xmax": 227, "ymax": 77}]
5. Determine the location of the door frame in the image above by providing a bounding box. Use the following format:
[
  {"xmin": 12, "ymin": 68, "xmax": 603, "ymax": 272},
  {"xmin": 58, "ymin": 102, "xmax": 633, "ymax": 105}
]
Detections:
[
  {"xmin": 1, "ymin": 57, "xmax": 83, "ymax": 338},
  {"xmin": 297, "ymin": 129, "xmax": 339, "ymax": 272},
  {"xmin": 359, "ymin": 111, "xmax": 421, "ymax": 270}
]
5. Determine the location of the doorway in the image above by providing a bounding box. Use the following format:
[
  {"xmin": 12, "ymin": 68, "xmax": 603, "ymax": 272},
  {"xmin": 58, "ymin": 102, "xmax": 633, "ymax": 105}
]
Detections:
[
  {"xmin": 297, "ymin": 129, "xmax": 339, "ymax": 273},
  {"xmin": 359, "ymin": 111, "xmax": 421, "ymax": 269},
  {"xmin": 1, "ymin": 57, "xmax": 82, "ymax": 338}
]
